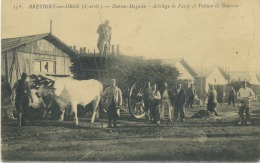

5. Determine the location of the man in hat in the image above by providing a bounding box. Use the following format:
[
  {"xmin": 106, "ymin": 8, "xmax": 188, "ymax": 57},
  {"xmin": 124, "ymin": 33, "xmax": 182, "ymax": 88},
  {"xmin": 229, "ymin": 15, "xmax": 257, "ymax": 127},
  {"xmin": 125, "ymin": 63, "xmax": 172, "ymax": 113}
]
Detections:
[
  {"xmin": 102, "ymin": 79, "xmax": 122, "ymax": 128},
  {"xmin": 150, "ymin": 83, "xmax": 161, "ymax": 124},
  {"xmin": 97, "ymin": 20, "xmax": 112, "ymax": 55},
  {"xmin": 207, "ymin": 84, "xmax": 219, "ymax": 117},
  {"xmin": 170, "ymin": 81, "xmax": 186, "ymax": 123},
  {"xmin": 187, "ymin": 84, "xmax": 196, "ymax": 109},
  {"xmin": 143, "ymin": 81, "xmax": 152, "ymax": 121},
  {"xmin": 160, "ymin": 82, "xmax": 173, "ymax": 123},
  {"xmin": 236, "ymin": 81, "xmax": 255, "ymax": 125},
  {"xmin": 12, "ymin": 73, "xmax": 34, "ymax": 126},
  {"xmin": 228, "ymin": 86, "xmax": 236, "ymax": 107},
  {"xmin": 1, "ymin": 75, "xmax": 16, "ymax": 120}
]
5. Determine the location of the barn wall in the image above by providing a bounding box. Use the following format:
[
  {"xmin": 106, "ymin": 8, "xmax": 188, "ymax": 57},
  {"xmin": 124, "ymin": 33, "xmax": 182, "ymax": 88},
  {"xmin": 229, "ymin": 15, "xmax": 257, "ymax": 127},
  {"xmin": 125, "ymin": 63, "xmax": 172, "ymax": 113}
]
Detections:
[
  {"xmin": 207, "ymin": 69, "xmax": 228, "ymax": 86},
  {"xmin": 2, "ymin": 38, "xmax": 73, "ymax": 87},
  {"xmin": 194, "ymin": 77, "xmax": 206, "ymax": 99}
]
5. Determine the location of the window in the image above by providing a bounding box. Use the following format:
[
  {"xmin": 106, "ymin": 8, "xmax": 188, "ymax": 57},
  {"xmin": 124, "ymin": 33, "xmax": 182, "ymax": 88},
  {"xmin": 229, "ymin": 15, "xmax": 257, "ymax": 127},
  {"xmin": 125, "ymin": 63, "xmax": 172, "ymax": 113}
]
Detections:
[{"xmin": 33, "ymin": 60, "xmax": 56, "ymax": 74}]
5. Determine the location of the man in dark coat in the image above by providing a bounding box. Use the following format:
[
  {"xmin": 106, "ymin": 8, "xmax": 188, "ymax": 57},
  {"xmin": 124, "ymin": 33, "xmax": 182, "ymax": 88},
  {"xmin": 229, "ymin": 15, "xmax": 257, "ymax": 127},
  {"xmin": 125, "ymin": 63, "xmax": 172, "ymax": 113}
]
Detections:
[
  {"xmin": 143, "ymin": 81, "xmax": 152, "ymax": 121},
  {"xmin": 170, "ymin": 82, "xmax": 186, "ymax": 123},
  {"xmin": 207, "ymin": 84, "xmax": 219, "ymax": 117},
  {"xmin": 187, "ymin": 84, "xmax": 196, "ymax": 108},
  {"xmin": 1, "ymin": 76, "xmax": 15, "ymax": 120},
  {"xmin": 12, "ymin": 73, "xmax": 34, "ymax": 126},
  {"xmin": 228, "ymin": 86, "xmax": 236, "ymax": 107}
]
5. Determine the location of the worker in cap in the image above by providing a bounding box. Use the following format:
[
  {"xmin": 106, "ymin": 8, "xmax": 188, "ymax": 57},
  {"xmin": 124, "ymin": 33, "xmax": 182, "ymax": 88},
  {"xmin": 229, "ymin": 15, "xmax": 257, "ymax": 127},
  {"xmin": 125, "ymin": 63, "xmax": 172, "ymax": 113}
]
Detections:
[
  {"xmin": 160, "ymin": 82, "xmax": 173, "ymax": 124},
  {"xmin": 1, "ymin": 75, "xmax": 16, "ymax": 120},
  {"xmin": 12, "ymin": 72, "xmax": 33, "ymax": 126},
  {"xmin": 170, "ymin": 80, "xmax": 186, "ymax": 124},
  {"xmin": 237, "ymin": 81, "xmax": 255, "ymax": 125},
  {"xmin": 150, "ymin": 82, "xmax": 161, "ymax": 124},
  {"xmin": 144, "ymin": 80, "xmax": 152, "ymax": 121},
  {"xmin": 207, "ymin": 84, "xmax": 219, "ymax": 117},
  {"xmin": 21, "ymin": 72, "xmax": 27, "ymax": 79},
  {"xmin": 102, "ymin": 79, "xmax": 122, "ymax": 128}
]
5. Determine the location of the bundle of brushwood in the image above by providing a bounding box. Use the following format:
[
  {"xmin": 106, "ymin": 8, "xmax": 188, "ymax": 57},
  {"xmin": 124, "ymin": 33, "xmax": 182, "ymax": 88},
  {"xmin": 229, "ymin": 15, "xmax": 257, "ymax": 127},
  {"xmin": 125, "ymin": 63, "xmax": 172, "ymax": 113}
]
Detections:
[{"xmin": 70, "ymin": 54, "xmax": 180, "ymax": 93}]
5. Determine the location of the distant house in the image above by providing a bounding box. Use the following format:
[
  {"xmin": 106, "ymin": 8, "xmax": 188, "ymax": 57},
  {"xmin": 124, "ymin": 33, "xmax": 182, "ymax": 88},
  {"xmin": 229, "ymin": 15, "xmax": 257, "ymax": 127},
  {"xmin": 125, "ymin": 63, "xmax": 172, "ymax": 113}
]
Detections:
[
  {"xmin": 162, "ymin": 58, "xmax": 197, "ymax": 90},
  {"xmin": 229, "ymin": 71, "xmax": 260, "ymax": 101},
  {"xmin": 229, "ymin": 71, "xmax": 260, "ymax": 86},
  {"xmin": 1, "ymin": 33, "xmax": 78, "ymax": 87},
  {"xmin": 194, "ymin": 66, "xmax": 229, "ymax": 102}
]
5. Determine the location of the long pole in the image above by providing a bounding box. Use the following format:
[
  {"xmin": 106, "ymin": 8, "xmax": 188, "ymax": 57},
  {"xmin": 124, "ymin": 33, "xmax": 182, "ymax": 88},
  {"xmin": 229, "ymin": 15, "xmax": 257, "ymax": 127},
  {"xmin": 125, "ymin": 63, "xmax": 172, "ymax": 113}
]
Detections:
[
  {"xmin": 50, "ymin": 20, "xmax": 52, "ymax": 34},
  {"xmin": 200, "ymin": 54, "xmax": 203, "ymax": 105},
  {"xmin": 99, "ymin": 10, "xmax": 103, "ymax": 24}
]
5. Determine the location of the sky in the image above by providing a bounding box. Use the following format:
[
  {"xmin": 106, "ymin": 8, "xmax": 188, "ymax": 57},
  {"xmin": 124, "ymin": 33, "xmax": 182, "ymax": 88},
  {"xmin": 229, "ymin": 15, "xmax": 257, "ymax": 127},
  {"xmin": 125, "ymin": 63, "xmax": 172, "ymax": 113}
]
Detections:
[{"xmin": 2, "ymin": 0, "xmax": 260, "ymax": 72}]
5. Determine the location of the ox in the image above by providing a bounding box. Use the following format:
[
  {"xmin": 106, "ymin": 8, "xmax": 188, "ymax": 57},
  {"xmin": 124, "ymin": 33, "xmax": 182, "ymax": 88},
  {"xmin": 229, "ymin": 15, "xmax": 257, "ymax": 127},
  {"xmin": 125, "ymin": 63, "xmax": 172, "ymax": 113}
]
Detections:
[{"xmin": 35, "ymin": 76, "xmax": 103, "ymax": 125}]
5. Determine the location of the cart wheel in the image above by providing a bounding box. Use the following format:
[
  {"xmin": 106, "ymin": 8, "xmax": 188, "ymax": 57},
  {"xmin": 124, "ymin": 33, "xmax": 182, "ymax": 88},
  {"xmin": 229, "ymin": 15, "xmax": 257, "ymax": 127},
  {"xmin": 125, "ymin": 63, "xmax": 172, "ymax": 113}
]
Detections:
[{"xmin": 128, "ymin": 80, "xmax": 146, "ymax": 118}]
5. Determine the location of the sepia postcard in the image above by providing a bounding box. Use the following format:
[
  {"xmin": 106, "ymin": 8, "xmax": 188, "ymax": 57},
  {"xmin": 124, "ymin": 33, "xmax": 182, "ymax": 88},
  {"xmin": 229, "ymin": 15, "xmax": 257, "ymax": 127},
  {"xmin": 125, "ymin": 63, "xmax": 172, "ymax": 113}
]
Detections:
[{"xmin": 1, "ymin": 0, "xmax": 260, "ymax": 162}]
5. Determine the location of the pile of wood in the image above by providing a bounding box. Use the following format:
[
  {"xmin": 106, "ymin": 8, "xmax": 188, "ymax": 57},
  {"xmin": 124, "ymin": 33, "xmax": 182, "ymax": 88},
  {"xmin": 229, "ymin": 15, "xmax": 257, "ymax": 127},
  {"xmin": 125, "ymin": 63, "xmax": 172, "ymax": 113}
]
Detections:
[{"xmin": 70, "ymin": 54, "xmax": 180, "ymax": 93}]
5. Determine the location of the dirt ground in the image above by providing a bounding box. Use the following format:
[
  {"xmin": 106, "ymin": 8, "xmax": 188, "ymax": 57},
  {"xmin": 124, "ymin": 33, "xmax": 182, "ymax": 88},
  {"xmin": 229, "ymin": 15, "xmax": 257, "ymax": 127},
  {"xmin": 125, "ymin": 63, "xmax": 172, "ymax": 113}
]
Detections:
[{"xmin": 1, "ymin": 102, "xmax": 260, "ymax": 162}]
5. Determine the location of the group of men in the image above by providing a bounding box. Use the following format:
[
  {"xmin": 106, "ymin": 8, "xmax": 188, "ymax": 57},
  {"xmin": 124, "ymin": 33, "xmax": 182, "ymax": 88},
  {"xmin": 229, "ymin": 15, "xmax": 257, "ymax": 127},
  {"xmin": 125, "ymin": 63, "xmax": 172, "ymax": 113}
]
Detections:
[
  {"xmin": 101, "ymin": 79, "xmax": 187, "ymax": 127},
  {"xmin": 2, "ymin": 72, "xmax": 256, "ymax": 127},
  {"xmin": 143, "ymin": 81, "xmax": 186, "ymax": 124},
  {"xmin": 141, "ymin": 80, "xmax": 256, "ymax": 126},
  {"xmin": 204, "ymin": 82, "xmax": 255, "ymax": 125},
  {"xmin": 1, "ymin": 73, "xmax": 34, "ymax": 126}
]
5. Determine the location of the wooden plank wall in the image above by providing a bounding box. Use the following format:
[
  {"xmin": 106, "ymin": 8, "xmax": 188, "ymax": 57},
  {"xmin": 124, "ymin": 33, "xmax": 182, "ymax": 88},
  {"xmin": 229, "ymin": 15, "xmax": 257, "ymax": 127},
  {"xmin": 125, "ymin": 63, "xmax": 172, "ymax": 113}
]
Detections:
[{"xmin": 1, "ymin": 38, "xmax": 73, "ymax": 87}]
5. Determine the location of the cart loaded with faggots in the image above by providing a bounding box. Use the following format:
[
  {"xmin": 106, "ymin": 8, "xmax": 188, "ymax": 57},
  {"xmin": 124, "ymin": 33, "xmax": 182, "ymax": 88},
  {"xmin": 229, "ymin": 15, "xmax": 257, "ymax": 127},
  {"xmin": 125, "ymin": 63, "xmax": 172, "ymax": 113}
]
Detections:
[{"xmin": 70, "ymin": 54, "xmax": 179, "ymax": 119}]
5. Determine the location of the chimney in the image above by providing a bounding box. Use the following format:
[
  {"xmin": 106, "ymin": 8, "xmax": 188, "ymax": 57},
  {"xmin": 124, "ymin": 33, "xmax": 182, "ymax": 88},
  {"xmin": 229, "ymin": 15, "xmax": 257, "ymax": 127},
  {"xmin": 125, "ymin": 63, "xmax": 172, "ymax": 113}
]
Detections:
[
  {"xmin": 83, "ymin": 47, "xmax": 86, "ymax": 54},
  {"xmin": 88, "ymin": 49, "xmax": 90, "ymax": 54},
  {"xmin": 116, "ymin": 45, "xmax": 120, "ymax": 56},
  {"xmin": 112, "ymin": 45, "xmax": 115, "ymax": 56},
  {"xmin": 94, "ymin": 49, "xmax": 96, "ymax": 55},
  {"xmin": 73, "ymin": 46, "xmax": 76, "ymax": 51}
]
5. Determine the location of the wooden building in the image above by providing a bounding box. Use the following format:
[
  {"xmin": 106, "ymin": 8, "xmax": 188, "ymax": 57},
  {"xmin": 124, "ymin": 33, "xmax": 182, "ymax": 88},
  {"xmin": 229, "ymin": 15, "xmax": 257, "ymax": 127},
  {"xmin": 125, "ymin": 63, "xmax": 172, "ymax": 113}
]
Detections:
[
  {"xmin": 1, "ymin": 33, "xmax": 78, "ymax": 87},
  {"xmin": 194, "ymin": 66, "xmax": 229, "ymax": 102},
  {"xmin": 229, "ymin": 71, "xmax": 260, "ymax": 102},
  {"xmin": 162, "ymin": 58, "xmax": 197, "ymax": 90}
]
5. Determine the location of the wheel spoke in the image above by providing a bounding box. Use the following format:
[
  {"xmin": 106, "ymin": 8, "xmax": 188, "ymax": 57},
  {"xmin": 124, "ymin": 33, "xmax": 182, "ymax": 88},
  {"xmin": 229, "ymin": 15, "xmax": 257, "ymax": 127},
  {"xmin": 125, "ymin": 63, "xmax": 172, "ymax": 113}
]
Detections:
[{"xmin": 128, "ymin": 80, "xmax": 146, "ymax": 118}]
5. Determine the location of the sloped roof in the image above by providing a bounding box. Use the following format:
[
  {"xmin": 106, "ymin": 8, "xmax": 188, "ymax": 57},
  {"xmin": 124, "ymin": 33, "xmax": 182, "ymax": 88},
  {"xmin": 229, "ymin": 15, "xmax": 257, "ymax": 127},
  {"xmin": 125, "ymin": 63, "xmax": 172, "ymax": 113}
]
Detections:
[
  {"xmin": 218, "ymin": 67, "xmax": 230, "ymax": 79},
  {"xmin": 1, "ymin": 33, "xmax": 78, "ymax": 58},
  {"xmin": 194, "ymin": 66, "xmax": 229, "ymax": 79},
  {"xmin": 179, "ymin": 59, "xmax": 198, "ymax": 77},
  {"xmin": 257, "ymin": 72, "xmax": 260, "ymax": 82},
  {"xmin": 230, "ymin": 71, "xmax": 260, "ymax": 85},
  {"xmin": 194, "ymin": 67, "xmax": 215, "ymax": 77},
  {"xmin": 162, "ymin": 58, "xmax": 198, "ymax": 77}
]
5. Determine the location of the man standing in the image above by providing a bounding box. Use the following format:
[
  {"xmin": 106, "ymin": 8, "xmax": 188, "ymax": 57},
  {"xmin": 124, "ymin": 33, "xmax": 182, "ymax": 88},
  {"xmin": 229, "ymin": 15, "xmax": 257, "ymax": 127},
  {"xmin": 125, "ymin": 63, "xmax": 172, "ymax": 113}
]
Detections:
[
  {"xmin": 102, "ymin": 79, "xmax": 122, "ymax": 128},
  {"xmin": 237, "ymin": 82, "xmax": 255, "ymax": 125},
  {"xmin": 12, "ymin": 73, "xmax": 33, "ymax": 126},
  {"xmin": 160, "ymin": 82, "xmax": 173, "ymax": 123},
  {"xmin": 143, "ymin": 81, "xmax": 152, "ymax": 121},
  {"xmin": 187, "ymin": 84, "xmax": 196, "ymax": 108},
  {"xmin": 228, "ymin": 86, "xmax": 236, "ymax": 107},
  {"xmin": 150, "ymin": 83, "xmax": 161, "ymax": 124},
  {"xmin": 97, "ymin": 20, "xmax": 112, "ymax": 55},
  {"xmin": 207, "ymin": 84, "xmax": 219, "ymax": 117},
  {"xmin": 1, "ymin": 76, "xmax": 16, "ymax": 120},
  {"xmin": 171, "ymin": 82, "xmax": 186, "ymax": 123}
]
